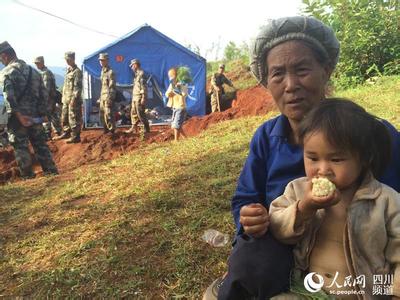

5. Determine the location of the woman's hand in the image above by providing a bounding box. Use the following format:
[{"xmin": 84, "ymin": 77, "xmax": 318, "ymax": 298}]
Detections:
[
  {"xmin": 298, "ymin": 180, "xmax": 341, "ymax": 216},
  {"xmin": 240, "ymin": 203, "xmax": 269, "ymax": 238}
]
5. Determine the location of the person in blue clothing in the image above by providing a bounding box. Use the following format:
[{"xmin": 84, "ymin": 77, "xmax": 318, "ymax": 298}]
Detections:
[{"xmin": 203, "ymin": 16, "xmax": 400, "ymax": 300}]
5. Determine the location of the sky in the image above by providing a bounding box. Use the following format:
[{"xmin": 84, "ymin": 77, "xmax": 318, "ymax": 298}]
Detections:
[{"xmin": 0, "ymin": 0, "xmax": 303, "ymax": 67}]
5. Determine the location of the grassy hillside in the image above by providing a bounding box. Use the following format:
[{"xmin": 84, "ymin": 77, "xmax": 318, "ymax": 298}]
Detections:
[
  {"xmin": 207, "ymin": 59, "xmax": 257, "ymax": 91},
  {"xmin": 0, "ymin": 76, "xmax": 399, "ymax": 298},
  {"xmin": 336, "ymin": 75, "xmax": 400, "ymax": 128},
  {"xmin": 0, "ymin": 115, "xmax": 275, "ymax": 298}
]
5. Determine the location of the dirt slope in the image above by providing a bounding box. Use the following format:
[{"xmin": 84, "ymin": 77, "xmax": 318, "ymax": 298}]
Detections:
[{"xmin": 0, "ymin": 85, "xmax": 275, "ymax": 183}]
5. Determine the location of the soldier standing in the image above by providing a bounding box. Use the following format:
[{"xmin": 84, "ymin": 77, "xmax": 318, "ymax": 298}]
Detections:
[
  {"xmin": 0, "ymin": 41, "xmax": 58, "ymax": 178},
  {"xmin": 58, "ymin": 51, "xmax": 82, "ymax": 143},
  {"xmin": 33, "ymin": 56, "xmax": 62, "ymax": 139},
  {"xmin": 210, "ymin": 64, "xmax": 235, "ymax": 112},
  {"xmin": 98, "ymin": 53, "xmax": 116, "ymax": 134},
  {"xmin": 125, "ymin": 59, "xmax": 150, "ymax": 135}
]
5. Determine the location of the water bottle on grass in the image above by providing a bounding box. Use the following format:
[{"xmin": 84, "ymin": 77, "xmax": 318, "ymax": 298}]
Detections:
[{"xmin": 202, "ymin": 229, "xmax": 230, "ymax": 247}]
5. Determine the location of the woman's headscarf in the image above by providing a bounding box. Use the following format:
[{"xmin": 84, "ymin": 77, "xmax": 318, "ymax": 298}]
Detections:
[{"xmin": 250, "ymin": 16, "xmax": 340, "ymax": 86}]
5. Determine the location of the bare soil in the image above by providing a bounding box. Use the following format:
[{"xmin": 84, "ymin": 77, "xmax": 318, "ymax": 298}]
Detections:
[{"xmin": 0, "ymin": 85, "xmax": 275, "ymax": 183}]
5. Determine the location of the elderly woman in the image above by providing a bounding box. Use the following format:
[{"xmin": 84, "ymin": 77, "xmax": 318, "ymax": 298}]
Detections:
[{"xmin": 203, "ymin": 16, "xmax": 400, "ymax": 300}]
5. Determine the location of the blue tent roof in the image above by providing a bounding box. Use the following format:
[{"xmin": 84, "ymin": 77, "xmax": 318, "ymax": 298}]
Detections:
[{"xmin": 83, "ymin": 24, "xmax": 206, "ymax": 116}]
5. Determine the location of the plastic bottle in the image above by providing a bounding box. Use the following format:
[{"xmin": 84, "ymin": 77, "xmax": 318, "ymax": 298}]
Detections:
[{"xmin": 202, "ymin": 229, "xmax": 230, "ymax": 247}]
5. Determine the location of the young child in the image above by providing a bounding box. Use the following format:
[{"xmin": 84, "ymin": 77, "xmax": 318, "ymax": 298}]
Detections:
[
  {"xmin": 166, "ymin": 67, "xmax": 188, "ymax": 142},
  {"xmin": 269, "ymin": 99, "xmax": 400, "ymax": 299}
]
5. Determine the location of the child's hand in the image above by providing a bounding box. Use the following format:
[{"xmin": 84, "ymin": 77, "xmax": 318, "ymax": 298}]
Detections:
[
  {"xmin": 240, "ymin": 203, "xmax": 269, "ymax": 238},
  {"xmin": 298, "ymin": 180, "xmax": 340, "ymax": 216}
]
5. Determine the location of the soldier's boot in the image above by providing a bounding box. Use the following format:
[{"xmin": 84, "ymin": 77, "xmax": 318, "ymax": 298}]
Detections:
[
  {"xmin": 66, "ymin": 136, "xmax": 81, "ymax": 144},
  {"xmin": 66, "ymin": 133, "xmax": 81, "ymax": 144},
  {"xmin": 21, "ymin": 173, "xmax": 36, "ymax": 180},
  {"xmin": 41, "ymin": 160, "xmax": 59, "ymax": 176},
  {"xmin": 54, "ymin": 131, "xmax": 70, "ymax": 140},
  {"xmin": 43, "ymin": 169, "xmax": 59, "ymax": 176},
  {"xmin": 109, "ymin": 124, "xmax": 116, "ymax": 135},
  {"xmin": 54, "ymin": 130, "xmax": 62, "ymax": 138},
  {"xmin": 20, "ymin": 168, "xmax": 36, "ymax": 180},
  {"xmin": 125, "ymin": 125, "xmax": 138, "ymax": 134}
]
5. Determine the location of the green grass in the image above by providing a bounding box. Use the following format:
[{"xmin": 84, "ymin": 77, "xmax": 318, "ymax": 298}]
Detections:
[
  {"xmin": 0, "ymin": 114, "xmax": 274, "ymax": 298},
  {"xmin": 0, "ymin": 76, "xmax": 399, "ymax": 298},
  {"xmin": 336, "ymin": 75, "xmax": 400, "ymax": 128}
]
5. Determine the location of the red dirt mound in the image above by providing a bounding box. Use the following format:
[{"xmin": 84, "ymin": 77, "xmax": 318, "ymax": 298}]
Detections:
[
  {"xmin": 48, "ymin": 129, "xmax": 167, "ymax": 171},
  {"xmin": 152, "ymin": 85, "xmax": 275, "ymax": 141},
  {"xmin": 0, "ymin": 85, "xmax": 275, "ymax": 183},
  {"xmin": 0, "ymin": 129, "xmax": 165, "ymax": 183}
]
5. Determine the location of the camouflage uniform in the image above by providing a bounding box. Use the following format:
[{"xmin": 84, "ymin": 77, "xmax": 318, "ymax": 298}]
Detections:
[
  {"xmin": 210, "ymin": 69, "xmax": 233, "ymax": 112},
  {"xmin": 36, "ymin": 59, "xmax": 62, "ymax": 137},
  {"xmin": 0, "ymin": 42, "xmax": 58, "ymax": 178},
  {"xmin": 62, "ymin": 60, "xmax": 82, "ymax": 140},
  {"xmin": 130, "ymin": 67, "xmax": 150, "ymax": 133},
  {"xmin": 99, "ymin": 62, "xmax": 116, "ymax": 132}
]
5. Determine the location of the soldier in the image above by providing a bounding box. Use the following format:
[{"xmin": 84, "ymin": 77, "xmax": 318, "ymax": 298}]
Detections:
[
  {"xmin": 0, "ymin": 41, "xmax": 58, "ymax": 178},
  {"xmin": 98, "ymin": 53, "xmax": 116, "ymax": 133},
  {"xmin": 58, "ymin": 51, "xmax": 82, "ymax": 143},
  {"xmin": 210, "ymin": 64, "xmax": 235, "ymax": 112},
  {"xmin": 33, "ymin": 56, "xmax": 62, "ymax": 139},
  {"xmin": 125, "ymin": 59, "xmax": 150, "ymax": 135}
]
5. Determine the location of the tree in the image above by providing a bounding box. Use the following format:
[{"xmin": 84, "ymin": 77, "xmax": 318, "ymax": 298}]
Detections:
[
  {"xmin": 302, "ymin": 0, "xmax": 400, "ymax": 88},
  {"xmin": 224, "ymin": 41, "xmax": 241, "ymax": 61},
  {"xmin": 223, "ymin": 41, "xmax": 250, "ymax": 62}
]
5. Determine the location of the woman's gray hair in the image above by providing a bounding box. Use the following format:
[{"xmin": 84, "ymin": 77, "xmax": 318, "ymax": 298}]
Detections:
[{"xmin": 250, "ymin": 16, "xmax": 340, "ymax": 86}]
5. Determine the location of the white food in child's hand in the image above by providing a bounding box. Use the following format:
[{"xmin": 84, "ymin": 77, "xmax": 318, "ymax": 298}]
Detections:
[{"xmin": 311, "ymin": 177, "xmax": 336, "ymax": 197}]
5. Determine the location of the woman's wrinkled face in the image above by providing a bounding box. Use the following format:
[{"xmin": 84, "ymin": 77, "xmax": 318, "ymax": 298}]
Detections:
[{"xmin": 266, "ymin": 41, "xmax": 331, "ymax": 124}]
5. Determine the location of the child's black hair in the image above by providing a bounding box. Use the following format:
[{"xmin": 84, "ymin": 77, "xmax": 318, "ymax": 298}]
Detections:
[{"xmin": 298, "ymin": 98, "xmax": 392, "ymax": 178}]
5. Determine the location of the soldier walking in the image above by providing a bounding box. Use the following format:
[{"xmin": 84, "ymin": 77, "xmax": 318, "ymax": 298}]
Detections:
[
  {"xmin": 0, "ymin": 41, "xmax": 58, "ymax": 178},
  {"xmin": 33, "ymin": 56, "xmax": 62, "ymax": 139},
  {"xmin": 210, "ymin": 64, "xmax": 235, "ymax": 112},
  {"xmin": 98, "ymin": 53, "xmax": 116, "ymax": 134},
  {"xmin": 58, "ymin": 51, "xmax": 82, "ymax": 143},
  {"xmin": 125, "ymin": 59, "xmax": 150, "ymax": 135}
]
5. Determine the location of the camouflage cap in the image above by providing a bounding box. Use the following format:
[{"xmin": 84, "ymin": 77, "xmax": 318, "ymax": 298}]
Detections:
[
  {"xmin": 0, "ymin": 41, "xmax": 13, "ymax": 54},
  {"xmin": 219, "ymin": 64, "xmax": 225, "ymax": 69},
  {"xmin": 34, "ymin": 56, "xmax": 44, "ymax": 64},
  {"xmin": 98, "ymin": 53, "xmax": 109, "ymax": 60},
  {"xmin": 249, "ymin": 16, "xmax": 340, "ymax": 86},
  {"xmin": 129, "ymin": 58, "xmax": 140, "ymax": 66},
  {"xmin": 64, "ymin": 51, "xmax": 75, "ymax": 60}
]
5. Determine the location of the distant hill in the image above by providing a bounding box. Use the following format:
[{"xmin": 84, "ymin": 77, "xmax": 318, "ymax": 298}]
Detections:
[{"xmin": 48, "ymin": 66, "xmax": 66, "ymax": 88}]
